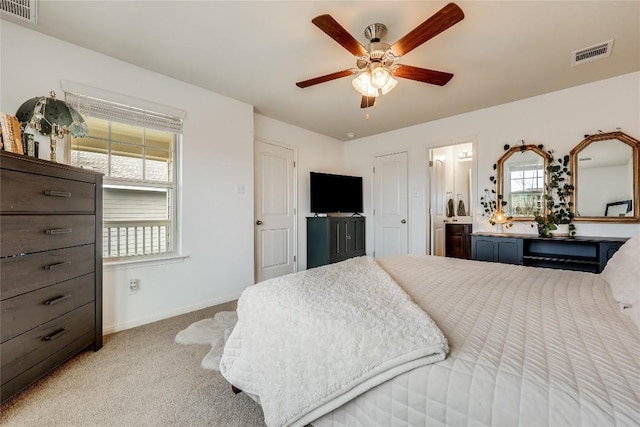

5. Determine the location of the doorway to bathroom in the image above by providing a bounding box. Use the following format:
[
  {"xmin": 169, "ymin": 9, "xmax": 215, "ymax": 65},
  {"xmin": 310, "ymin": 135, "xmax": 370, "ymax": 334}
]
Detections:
[{"xmin": 428, "ymin": 140, "xmax": 474, "ymax": 256}]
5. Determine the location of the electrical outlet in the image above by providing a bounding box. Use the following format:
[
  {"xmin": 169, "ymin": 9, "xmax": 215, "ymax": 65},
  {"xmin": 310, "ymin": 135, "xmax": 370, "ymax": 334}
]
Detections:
[{"xmin": 128, "ymin": 279, "xmax": 139, "ymax": 295}]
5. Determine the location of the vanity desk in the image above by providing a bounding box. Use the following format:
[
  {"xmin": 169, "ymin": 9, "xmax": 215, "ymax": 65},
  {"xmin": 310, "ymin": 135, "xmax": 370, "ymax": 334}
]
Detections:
[{"xmin": 471, "ymin": 233, "xmax": 627, "ymax": 273}]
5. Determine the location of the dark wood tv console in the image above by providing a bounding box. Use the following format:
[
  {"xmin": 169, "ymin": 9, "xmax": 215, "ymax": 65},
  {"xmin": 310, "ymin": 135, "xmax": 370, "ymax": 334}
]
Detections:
[
  {"xmin": 307, "ymin": 216, "xmax": 365, "ymax": 269},
  {"xmin": 471, "ymin": 232, "xmax": 628, "ymax": 273}
]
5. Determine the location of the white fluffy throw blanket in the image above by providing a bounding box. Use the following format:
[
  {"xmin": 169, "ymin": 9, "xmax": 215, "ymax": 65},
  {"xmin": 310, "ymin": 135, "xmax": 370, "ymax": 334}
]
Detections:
[
  {"xmin": 219, "ymin": 256, "xmax": 448, "ymax": 427},
  {"xmin": 175, "ymin": 311, "xmax": 238, "ymax": 370}
]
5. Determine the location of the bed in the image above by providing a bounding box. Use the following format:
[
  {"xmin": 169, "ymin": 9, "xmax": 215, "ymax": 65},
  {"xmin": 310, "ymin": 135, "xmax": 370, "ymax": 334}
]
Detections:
[{"xmin": 220, "ymin": 236, "xmax": 640, "ymax": 427}]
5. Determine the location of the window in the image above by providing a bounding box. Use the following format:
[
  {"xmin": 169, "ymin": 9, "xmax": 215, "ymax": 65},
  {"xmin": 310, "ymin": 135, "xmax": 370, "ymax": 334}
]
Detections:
[
  {"xmin": 66, "ymin": 93, "xmax": 182, "ymax": 261},
  {"xmin": 509, "ymin": 165, "xmax": 544, "ymax": 217}
]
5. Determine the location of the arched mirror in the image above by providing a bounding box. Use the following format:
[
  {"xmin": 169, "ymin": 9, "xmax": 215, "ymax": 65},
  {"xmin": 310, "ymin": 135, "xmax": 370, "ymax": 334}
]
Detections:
[
  {"xmin": 497, "ymin": 145, "xmax": 550, "ymax": 220},
  {"xmin": 570, "ymin": 131, "xmax": 639, "ymax": 222}
]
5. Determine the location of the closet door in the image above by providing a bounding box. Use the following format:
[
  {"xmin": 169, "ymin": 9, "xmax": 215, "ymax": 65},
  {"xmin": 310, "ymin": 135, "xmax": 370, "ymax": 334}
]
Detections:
[
  {"xmin": 255, "ymin": 141, "xmax": 296, "ymax": 282},
  {"xmin": 373, "ymin": 152, "xmax": 408, "ymax": 258}
]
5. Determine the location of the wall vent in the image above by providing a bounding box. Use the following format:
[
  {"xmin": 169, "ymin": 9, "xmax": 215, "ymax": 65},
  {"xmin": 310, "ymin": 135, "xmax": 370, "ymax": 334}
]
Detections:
[
  {"xmin": 571, "ymin": 40, "xmax": 614, "ymax": 66},
  {"xmin": 0, "ymin": 0, "xmax": 37, "ymax": 24}
]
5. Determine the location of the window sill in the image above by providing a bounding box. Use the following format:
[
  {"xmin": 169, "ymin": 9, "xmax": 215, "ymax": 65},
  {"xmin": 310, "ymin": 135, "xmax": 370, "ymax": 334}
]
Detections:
[{"xmin": 103, "ymin": 253, "xmax": 190, "ymax": 271}]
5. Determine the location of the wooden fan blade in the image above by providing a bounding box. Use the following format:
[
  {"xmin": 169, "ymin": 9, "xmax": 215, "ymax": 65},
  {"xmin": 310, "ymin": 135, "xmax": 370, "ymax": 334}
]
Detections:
[
  {"xmin": 391, "ymin": 3, "xmax": 464, "ymax": 57},
  {"xmin": 312, "ymin": 14, "xmax": 367, "ymax": 57},
  {"xmin": 361, "ymin": 96, "xmax": 376, "ymax": 109},
  {"xmin": 394, "ymin": 65, "xmax": 454, "ymax": 86},
  {"xmin": 296, "ymin": 69, "xmax": 354, "ymax": 88}
]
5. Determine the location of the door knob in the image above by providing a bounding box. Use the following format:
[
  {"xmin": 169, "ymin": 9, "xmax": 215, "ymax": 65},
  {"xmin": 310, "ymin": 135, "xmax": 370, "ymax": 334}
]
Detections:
[
  {"xmin": 401, "ymin": 219, "xmax": 407, "ymax": 224},
  {"xmin": 256, "ymin": 220, "xmax": 263, "ymax": 225}
]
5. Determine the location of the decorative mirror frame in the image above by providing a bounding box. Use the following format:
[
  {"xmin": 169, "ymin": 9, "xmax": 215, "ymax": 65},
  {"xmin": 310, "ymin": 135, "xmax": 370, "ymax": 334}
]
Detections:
[
  {"xmin": 497, "ymin": 145, "xmax": 551, "ymax": 221},
  {"xmin": 570, "ymin": 131, "xmax": 640, "ymax": 223}
]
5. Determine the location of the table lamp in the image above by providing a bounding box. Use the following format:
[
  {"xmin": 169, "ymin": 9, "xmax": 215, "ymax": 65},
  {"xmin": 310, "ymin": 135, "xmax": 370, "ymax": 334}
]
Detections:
[{"xmin": 16, "ymin": 91, "xmax": 88, "ymax": 162}]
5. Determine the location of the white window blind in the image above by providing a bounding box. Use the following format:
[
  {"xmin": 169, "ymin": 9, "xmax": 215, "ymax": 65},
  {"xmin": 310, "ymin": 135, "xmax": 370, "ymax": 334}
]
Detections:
[
  {"xmin": 67, "ymin": 90, "xmax": 181, "ymax": 261},
  {"xmin": 103, "ymin": 187, "xmax": 169, "ymax": 221},
  {"xmin": 65, "ymin": 92, "xmax": 183, "ymax": 134}
]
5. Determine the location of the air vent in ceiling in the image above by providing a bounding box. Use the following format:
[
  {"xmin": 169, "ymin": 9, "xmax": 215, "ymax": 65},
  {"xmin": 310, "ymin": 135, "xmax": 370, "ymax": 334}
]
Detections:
[
  {"xmin": 571, "ymin": 40, "xmax": 614, "ymax": 66},
  {"xmin": 0, "ymin": 0, "xmax": 37, "ymax": 24}
]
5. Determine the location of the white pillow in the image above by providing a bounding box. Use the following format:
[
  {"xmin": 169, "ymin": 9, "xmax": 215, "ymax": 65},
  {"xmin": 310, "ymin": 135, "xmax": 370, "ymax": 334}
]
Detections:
[{"xmin": 601, "ymin": 234, "xmax": 640, "ymax": 305}]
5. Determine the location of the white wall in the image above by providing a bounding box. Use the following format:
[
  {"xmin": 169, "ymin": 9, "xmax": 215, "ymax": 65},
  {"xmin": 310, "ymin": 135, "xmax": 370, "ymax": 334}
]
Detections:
[
  {"xmin": 1, "ymin": 22, "xmax": 256, "ymax": 333},
  {"xmin": 254, "ymin": 114, "xmax": 344, "ymax": 270},
  {"xmin": 578, "ymin": 164, "xmax": 631, "ymax": 216},
  {"xmin": 345, "ymin": 72, "xmax": 640, "ymax": 256}
]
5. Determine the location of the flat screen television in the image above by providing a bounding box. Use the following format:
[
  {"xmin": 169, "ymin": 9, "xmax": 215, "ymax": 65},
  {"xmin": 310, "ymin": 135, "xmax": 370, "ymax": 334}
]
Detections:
[{"xmin": 310, "ymin": 172, "xmax": 363, "ymax": 214}]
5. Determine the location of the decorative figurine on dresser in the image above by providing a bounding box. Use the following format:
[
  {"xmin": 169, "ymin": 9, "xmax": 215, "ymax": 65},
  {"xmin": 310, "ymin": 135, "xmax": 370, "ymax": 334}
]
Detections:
[{"xmin": 0, "ymin": 151, "xmax": 103, "ymax": 403}]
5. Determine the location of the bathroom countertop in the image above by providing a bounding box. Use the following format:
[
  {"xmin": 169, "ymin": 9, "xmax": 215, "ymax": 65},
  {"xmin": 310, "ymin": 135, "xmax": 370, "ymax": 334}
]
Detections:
[{"xmin": 444, "ymin": 216, "xmax": 472, "ymax": 224}]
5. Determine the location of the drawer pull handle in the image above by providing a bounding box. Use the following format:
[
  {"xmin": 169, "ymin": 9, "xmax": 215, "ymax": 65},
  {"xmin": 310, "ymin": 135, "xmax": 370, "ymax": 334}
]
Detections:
[
  {"xmin": 44, "ymin": 294, "xmax": 72, "ymax": 305},
  {"xmin": 44, "ymin": 190, "xmax": 72, "ymax": 198},
  {"xmin": 44, "ymin": 261, "xmax": 71, "ymax": 270},
  {"xmin": 43, "ymin": 328, "xmax": 69, "ymax": 341},
  {"xmin": 45, "ymin": 228, "xmax": 72, "ymax": 235}
]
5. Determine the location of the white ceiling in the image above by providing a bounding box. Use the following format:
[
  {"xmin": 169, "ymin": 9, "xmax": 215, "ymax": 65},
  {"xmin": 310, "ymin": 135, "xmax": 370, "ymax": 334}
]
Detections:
[
  {"xmin": 578, "ymin": 138, "xmax": 633, "ymax": 168},
  {"xmin": 3, "ymin": 1, "xmax": 639, "ymax": 141}
]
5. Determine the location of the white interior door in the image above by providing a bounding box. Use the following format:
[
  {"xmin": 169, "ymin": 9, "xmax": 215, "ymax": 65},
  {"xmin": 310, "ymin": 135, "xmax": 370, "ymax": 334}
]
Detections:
[
  {"xmin": 373, "ymin": 152, "xmax": 408, "ymax": 258},
  {"xmin": 255, "ymin": 141, "xmax": 296, "ymax": 283},
  {"xmin": 431, "ymin": 158, "xmax": 446, "ymax": 256}
]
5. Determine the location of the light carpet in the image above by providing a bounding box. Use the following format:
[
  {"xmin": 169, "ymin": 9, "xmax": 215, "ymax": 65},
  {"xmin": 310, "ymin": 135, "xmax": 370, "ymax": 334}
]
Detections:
[
  {"xmin": 175, "ymin": 310, "xmax": 238, "ymax": 370},
  {"xmin": 0, "ymin": 301, "xmax": 266, "ymax": 427}
]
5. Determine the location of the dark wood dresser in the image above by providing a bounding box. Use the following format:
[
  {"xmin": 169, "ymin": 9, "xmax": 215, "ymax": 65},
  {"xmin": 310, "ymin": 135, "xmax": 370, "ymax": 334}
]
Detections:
[{"xmin": 1, "ymin": 151, "xmax": 103, "ymax": 403}]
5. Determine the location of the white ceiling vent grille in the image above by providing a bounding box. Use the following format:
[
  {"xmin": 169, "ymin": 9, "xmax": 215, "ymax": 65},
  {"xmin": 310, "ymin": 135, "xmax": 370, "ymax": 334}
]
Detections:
[
  {"xmin": 571, "ymin": 40, "xmax": 614, "ymax": 66},
  {"xmin": 0, "ymin": 0, "xmax": 37, "ymax": 24}
]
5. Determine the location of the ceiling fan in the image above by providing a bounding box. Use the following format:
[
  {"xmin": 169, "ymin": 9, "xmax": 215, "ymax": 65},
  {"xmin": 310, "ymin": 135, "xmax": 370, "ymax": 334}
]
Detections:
[{"xmin": 296, "ymin": 3, "xmax": 464, "ymax": 109}]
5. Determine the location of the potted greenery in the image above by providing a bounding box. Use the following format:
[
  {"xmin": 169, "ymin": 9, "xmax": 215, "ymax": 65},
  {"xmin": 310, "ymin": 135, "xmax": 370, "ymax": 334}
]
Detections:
[{"xmin": 533, "ymin": 151, "xmax": 575, "ymax": 237}]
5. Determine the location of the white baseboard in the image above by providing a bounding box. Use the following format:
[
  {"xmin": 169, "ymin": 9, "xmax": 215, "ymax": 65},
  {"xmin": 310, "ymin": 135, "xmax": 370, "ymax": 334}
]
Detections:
[{"xmin": 102, "ymin": 293, "xmax": 241, "ymax": 335}]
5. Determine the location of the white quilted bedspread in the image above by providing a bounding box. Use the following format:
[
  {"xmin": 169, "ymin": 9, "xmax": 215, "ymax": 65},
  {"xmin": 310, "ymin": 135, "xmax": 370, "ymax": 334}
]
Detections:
[
  {"xmin": 220, "ymin": 256, "xmax": 448, "ymax": 427},
  {"xmin": 314, "ymin": 255, "xmax": 640, "ymax": 427}
]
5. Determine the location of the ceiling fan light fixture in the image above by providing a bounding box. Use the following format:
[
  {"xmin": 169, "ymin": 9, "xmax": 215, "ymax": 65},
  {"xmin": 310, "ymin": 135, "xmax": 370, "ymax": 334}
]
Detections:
[
  {"xmin": 353, "ymin": 71, "xmax": 397, "ymax": 97},
  {"xmin": 352, "ymin": 72, "xmax": 379, "ymax": 97},
  {"xmin": 379, "ymin": 76, "xmax": 398, "ymax": 95},
  {"xmin": 370, "ymin": 63, "xmax": 391, "ymax": 89}
]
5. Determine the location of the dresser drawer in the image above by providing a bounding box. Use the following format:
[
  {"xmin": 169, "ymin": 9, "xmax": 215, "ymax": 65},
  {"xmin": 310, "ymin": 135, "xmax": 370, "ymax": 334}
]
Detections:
[
  {"xmin": 1, "ymin": 245, "xmax": 95, "ymax": 299},
  {"xmin": 1, "ymin": 169, "xmax": 95, "ymax": 214},
  {"xmin": 1, "ymin": 302, "xmax": 94, "ymax": 386},
  {"xmin": 0, "ymin": 215, "xmax": 95, "ymax": 257},
  {"xmin": 0, "ymin": 332, "xmax": 94, "ymax": 402},
  {"xmin": 1, "ymin": 330, "xmax": 94, "ymax": 403},
  {"xmin": 1, "ymin": 274, "xmax": 95, "ymax": 343}
]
